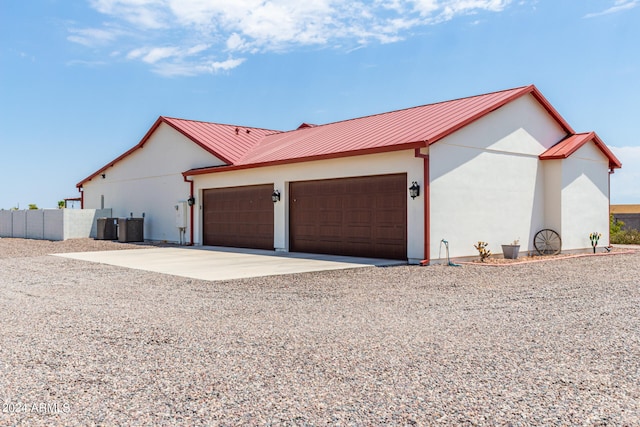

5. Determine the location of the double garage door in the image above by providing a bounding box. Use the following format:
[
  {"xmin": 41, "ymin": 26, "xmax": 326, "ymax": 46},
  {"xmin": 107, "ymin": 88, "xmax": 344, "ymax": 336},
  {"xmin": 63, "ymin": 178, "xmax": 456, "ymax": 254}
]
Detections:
[{"xmin": 202, "ymin": 174, "xmax": 407, "ymax": 259}]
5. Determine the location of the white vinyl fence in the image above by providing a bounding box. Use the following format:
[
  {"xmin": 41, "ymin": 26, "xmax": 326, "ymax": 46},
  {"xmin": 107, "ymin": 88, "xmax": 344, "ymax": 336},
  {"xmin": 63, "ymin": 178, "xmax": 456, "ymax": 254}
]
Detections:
[{"xmin": 0, "ymin": 209, "xmax": 112, "ymax": 241}]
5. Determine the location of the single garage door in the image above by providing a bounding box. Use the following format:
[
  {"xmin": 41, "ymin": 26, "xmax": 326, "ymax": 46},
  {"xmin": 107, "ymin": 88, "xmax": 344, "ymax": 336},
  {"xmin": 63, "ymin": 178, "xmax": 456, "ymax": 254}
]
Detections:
[
  {"xmin": 290, "ymin": 174, "xmax": 407, "ymax": 259},
  {"xmin": 203, "ymin": 184, "xmax": 274, "ymax": 250}
]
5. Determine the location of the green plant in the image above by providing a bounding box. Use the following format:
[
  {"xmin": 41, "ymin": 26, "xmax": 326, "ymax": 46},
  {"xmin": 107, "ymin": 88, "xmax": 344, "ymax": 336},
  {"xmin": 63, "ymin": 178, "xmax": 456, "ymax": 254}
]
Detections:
[
  {"xmin": 610, "ymin": 214, "xmax": 640, "ymax": 244},
  {"xmin": 611, "ymin": 229, "xmax": 640, "ymax": 244},
  {"xmin": 474, "ymin": 241, "xmax": 491, "ymax": 262},
  {"xmin": 610, "ymin": 214, "xmax": 624, "ymax": 235},
  {"xmin": 589, "ymin": 232, "xmax": 601, "ymax": 253},
  {"xmin": 58, "ymin": 200, "xmax": 65, "ymax": 209},
  {"xmin": 28, "ymin": 204, "xmax": 38, "ymax": 210}
]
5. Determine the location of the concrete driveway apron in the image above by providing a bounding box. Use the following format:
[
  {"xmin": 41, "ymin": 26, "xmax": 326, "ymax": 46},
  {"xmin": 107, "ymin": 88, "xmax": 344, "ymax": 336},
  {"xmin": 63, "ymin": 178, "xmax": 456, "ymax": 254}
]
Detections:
[{"xmin": 54, "ymin": 246, "xmax": 404, "ymax": 281}]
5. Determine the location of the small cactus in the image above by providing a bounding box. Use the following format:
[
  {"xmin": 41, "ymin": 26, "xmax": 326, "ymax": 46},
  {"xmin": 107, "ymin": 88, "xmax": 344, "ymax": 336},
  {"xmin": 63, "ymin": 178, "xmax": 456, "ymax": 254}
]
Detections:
[
  {"xmin": 589, "ymin": 232, "xmax": 601, "ymax": 254},
  {"xmin": 474, "ymin": 241, "xmax": 491, "ymax": 262}
]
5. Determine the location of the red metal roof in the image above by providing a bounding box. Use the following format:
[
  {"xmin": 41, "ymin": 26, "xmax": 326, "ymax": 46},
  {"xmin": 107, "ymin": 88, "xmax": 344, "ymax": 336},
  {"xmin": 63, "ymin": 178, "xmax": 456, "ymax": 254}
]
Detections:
[
  {"xmin": 184, "ymin": 85, "xmax": 580, "ymax": 176},
  {"xmin": 77, "ymin": 117, "xmax": 279, "ymax": 187},
  {"xmin": 162, "ymin": 117, "xmax": 279, "ymax": 164},
  {"xmin": 78, "ymin": 84, "xmax": 619, "ymax": 187},
  {"xmin": 234, "ymin": 85, "xmax": 556, "ymax": 167},
  {"xmin": 540, "ymin": 132, "xmax": 622, "ymax": 169}
]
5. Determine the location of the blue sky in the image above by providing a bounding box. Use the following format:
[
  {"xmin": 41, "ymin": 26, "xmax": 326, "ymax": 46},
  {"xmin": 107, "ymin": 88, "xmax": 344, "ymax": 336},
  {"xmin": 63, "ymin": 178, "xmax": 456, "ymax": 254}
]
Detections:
[{"xmin": 1, "ymin": 0, "xmax": 639, "ymax": 209}]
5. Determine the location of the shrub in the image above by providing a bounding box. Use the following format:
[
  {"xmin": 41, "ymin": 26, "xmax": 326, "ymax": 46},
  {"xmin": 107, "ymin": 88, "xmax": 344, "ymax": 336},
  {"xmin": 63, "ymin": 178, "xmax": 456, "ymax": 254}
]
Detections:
[
  {"xmin": 610, "ymin": 213, "xmax": 640, "ymax": 244},
  {"xmin": 611, "ymin": 229, "xmax": 640, "ymax": 244}
]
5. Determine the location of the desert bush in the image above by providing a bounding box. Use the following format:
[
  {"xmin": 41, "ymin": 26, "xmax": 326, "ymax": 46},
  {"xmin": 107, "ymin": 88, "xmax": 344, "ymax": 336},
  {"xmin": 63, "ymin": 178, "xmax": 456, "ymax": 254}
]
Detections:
[{"xmin": 611, "ymin": 229, "xmax": 640, "ymax": 244}]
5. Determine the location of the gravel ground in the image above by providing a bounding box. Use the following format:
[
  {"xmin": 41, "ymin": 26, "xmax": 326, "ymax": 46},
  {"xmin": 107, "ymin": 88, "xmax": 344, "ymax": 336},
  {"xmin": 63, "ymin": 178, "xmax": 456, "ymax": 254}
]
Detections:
[{"xmin": 0, "ymin": 238, "xmax": 639, "ymax": 426}]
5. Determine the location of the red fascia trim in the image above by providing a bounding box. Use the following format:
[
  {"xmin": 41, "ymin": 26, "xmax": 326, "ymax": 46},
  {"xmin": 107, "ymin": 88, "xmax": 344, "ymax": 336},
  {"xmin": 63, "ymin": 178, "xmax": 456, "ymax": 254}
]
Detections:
[
  {"xmin": 528, "ymin": 86, "xmax": 575, "ymax": 134},
  {"xmin": 540, "ymin": 132, "xmax": 622, "ymax": 169},
  {"xmin": 76, "ymin": 145, "xmax": 142, "ymax": 188},
  {"xmin": 76, "ymin": 116, "xmax": 243, "ymax": 188},
  {"xmin": 183, "ymin": 175, "xmax": 195, "ymax": 246},
  {"xmin": 76, "ymin": 117, "xmax": 165, "ymax": 188},
  {"xmin": 183, "ymin": 142, "xmax": 426, "ymax": 177}
]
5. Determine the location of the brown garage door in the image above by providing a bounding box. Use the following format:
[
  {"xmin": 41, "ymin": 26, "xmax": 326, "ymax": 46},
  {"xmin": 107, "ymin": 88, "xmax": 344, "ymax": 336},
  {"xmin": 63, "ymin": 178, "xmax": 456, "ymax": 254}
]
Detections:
[
  {"xmin": 290, "ymin": 174, "xmax": 407, "ymax": 259},
  {"xmin": 203, "ymin": 184, "xmax": 274, "ymax": 250}
]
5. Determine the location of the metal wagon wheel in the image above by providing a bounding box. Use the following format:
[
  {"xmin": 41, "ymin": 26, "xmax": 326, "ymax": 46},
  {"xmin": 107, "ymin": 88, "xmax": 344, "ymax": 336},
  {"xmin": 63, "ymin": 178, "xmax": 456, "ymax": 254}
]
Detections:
[{"xmin": 534, "ymin": 229, "xmax": 562, "ymax": 255}]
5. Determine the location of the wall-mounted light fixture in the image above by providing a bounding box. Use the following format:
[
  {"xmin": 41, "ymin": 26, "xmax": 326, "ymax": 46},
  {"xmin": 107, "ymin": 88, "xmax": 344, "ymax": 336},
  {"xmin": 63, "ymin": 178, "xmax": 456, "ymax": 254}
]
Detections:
[
  {"xmin": 101, "ymin": 174, "xmax": 106, "ymax": 179},
  {"xmin": 271, "ymin": 190, "xmax": 281, "ymax": 203},
  {"xmin": 187, "ymin": 196, "xmax": 195, "ymax": 206},
  {"xmin": 409, "ymin": 181, "xmax": 420, "ymax": 199}
]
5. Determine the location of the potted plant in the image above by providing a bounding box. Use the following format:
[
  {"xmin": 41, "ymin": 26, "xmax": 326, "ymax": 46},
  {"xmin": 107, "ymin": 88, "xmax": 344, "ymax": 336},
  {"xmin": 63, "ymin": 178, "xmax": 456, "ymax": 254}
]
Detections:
[{"xmin": 502, "ymin": 239, "xmax": 520, "ymax": 259}]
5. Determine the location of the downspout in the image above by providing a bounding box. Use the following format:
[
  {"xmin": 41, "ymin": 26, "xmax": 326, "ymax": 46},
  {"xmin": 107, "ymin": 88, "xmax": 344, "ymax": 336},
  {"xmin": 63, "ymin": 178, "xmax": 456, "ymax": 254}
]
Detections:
[
  {"xmin": 608, "ymin": 167, "xmax": 614, "ymax": 247},
  {"xmin": 183, "ymin": 175, "xmax": 195, "ymax": 246},
  {"xmin": 414, "ymin": 147, "xmax": 430, "ymax": 265}
]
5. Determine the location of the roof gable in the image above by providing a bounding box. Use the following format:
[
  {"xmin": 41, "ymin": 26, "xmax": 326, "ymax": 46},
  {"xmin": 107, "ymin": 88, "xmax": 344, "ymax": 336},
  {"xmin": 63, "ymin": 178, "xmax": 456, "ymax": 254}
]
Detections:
[
  {"xmin": 77, "ymin": 117, "xmax": 280, "ymax": 187},
  {"xmin": 539, "ymin": 132, "xmax": 622, "ymax": 169}
]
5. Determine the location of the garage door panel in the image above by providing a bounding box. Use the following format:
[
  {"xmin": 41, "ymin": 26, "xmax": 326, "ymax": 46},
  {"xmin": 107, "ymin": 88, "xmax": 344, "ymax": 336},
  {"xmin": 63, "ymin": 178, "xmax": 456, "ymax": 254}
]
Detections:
[
  {"xmin": 319, "ymin": 211, "xmax": 342, "ymax": 223},
  {"xmin": 319, "ymin": 225, "xmax": 341, "ymax": 238},
  {"xmin": 203, "ymin": 184, "xmax": 274, "ymax": 250},
  {"xmin": 290, "ymin": 174, "xmax": 407, "ymax": 260},
  {"xmin": 344, "ymin": 210, "xmax": 372, "ymax": 223}
]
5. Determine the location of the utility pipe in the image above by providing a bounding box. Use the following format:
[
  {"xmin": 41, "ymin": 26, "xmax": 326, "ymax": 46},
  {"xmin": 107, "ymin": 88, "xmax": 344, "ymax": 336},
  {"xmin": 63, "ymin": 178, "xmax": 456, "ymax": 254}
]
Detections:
[
  {"xmin": 608, "ymin": 167, "xmax": 614, "ymax": 248},
  {"xmin": 183, "ymin": 175, "xmax": 195, "ymax": 246}
]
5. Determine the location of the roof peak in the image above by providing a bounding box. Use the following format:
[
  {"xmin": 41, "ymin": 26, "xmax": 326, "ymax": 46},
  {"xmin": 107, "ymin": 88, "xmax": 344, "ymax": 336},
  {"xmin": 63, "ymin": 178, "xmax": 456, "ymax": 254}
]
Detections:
[
  {"xmin": 281, "ymin": 85, "xmax": 535, "ymax": 134},
  {"xmin": 161, "ymin": 116, "xmax": 281, "ymax": 133}
]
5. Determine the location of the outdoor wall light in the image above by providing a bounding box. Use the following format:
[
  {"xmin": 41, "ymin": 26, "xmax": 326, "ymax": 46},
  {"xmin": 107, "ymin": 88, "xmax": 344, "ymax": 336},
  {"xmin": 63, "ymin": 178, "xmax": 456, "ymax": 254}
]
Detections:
[
  {"xmin": 187, "ymin": 196, "xmax": 195, "ymax": 206},
  {"xmin": 409, "ymin": 181, "xmax": 420, "ymax": 199},
  {"xmin": 271, "ymin": 190, "xmax": 281, "ymax": 203},
  {"xmin": 101, "ymin": 174, "xmax": 106, "ymax": 179}
]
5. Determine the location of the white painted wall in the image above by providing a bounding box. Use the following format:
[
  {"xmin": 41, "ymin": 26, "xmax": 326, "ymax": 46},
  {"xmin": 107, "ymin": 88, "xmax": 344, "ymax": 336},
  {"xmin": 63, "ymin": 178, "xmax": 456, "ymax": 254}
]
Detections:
[
  {"xmin": 0, "ymin": 211, "xmax": 12, "ymax": 236},
  {"xmin": 543, "ymin": 160, "xmax": 562, "ymax": 235},
  {"xmin": 191, "ymin": 150, "xmax": 425, "ymax": 261},
  {"xmin": 82, "ymin": 123, "xmax": 224, "ymax": 242},
  {"xmin": 79, "ymin": 93, "xmax": 611, "ymax": 260},
  {"xmin": 429, "ymin": 94, "xmax": 568, "ymax": 259},
  {"xmin": 0, "ymin": 209, "xmax": 112, "ymax": 240},
  {"xmin": 44, "ymin": 209, "xmax": 64, "ymax": 241},
  {"xmin": 559, "ymin": 141, "xmax": 610, "ymax": 250}
]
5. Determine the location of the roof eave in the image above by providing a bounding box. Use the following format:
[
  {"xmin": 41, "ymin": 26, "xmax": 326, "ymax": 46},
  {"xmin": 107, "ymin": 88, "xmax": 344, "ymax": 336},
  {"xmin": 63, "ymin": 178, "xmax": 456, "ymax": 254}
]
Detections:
[
  {"xmin": 183, "ymin": 141, "xmax": 426, "ymax": 177},
  {"xmin": 77, "ymin": 116, "xmax": 250, "ymax": 188},
  {"xmin": 539, "ymin": 132, "xmax": 622, "ymax": 170}
]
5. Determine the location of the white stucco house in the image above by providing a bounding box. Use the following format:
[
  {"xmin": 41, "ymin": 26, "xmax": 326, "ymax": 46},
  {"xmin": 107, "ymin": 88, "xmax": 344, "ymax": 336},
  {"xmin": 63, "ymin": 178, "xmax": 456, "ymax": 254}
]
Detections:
[{"xmin": 77, "ymin": 85, "xmax": 621, "ymax": 263}]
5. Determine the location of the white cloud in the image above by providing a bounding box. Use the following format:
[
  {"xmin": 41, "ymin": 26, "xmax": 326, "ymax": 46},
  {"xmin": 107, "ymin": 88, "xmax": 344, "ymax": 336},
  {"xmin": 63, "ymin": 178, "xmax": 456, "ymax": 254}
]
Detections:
[
  {"xmin": 152, "ymin": 57, "xmax": 246, "ymax": 77},
  {"xmin": 67, "ymin": 27, "xmax": 123, "ymax": 47},
  {"xmin": 610, "ymin": 146, "xmax": 640, "ymax": 204},
  {"xmin": 583, "ymin": 0, "xmax": 639, "ymax": 18},
  {"xmin": 141, "ymin": 46, "xmax": 182, "ymax": 63},
  {"xmin": 70, "ymin": 0, "xmax": 515, "ymax": 76},
  {"xmin": 90, "ymin": 0, "xmax": 169, "ymax": 29}
]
